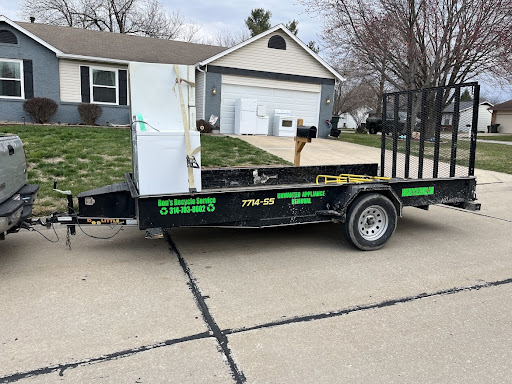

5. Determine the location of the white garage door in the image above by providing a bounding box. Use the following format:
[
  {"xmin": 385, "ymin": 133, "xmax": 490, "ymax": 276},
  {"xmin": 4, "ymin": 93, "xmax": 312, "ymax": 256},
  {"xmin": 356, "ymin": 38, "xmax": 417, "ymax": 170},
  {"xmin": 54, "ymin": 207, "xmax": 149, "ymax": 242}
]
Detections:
[
  {"xmin": 220, "ymin": 75, "xmax": 321, "ymax": 134},
  {"xmin": 495, "ymin": 113, "xmax": 512, "ymax": 134}
]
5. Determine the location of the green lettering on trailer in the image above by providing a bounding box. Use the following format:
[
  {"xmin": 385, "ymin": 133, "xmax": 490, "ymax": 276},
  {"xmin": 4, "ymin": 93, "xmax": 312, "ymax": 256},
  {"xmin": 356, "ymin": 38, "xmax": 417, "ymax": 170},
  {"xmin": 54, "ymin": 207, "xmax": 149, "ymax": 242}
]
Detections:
[
  {"xmin": 157, "ymin": 197, "xmax": 216, "ymax": 215},
  {"xmin": 401, "ymin": 186, "xmax": 434, "ymax": 197}
]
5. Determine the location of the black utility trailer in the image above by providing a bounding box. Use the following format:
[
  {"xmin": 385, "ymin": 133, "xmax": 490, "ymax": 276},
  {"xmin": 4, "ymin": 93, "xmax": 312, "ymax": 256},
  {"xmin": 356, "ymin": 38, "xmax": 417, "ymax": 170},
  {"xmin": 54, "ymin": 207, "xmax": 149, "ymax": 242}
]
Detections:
[{"xmin": 49, "ymin": 83, "xmax": 482, "ymax": 251}]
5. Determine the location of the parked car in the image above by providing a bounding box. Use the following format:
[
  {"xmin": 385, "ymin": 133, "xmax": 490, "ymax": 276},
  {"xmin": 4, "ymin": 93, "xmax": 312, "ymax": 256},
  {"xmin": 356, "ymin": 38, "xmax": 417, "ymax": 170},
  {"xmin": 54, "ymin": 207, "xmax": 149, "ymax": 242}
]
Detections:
[
  {"xmin": 0, "ymin": 135, "xmax": 38, "ymax": 240},
  {"xmin": 366, "ymin": 112, "xmax": 407, "ymax": 135}
]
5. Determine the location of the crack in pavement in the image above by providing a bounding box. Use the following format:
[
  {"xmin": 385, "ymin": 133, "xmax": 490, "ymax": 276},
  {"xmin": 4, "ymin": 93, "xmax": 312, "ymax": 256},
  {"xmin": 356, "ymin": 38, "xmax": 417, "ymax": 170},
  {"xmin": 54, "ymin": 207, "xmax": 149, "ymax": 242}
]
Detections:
[
  {"xmin": 223, "ymin": 277, "xmax": 512, "ymax": 335},
  {"xmin": 165, "ymin": 232, "xmax": 246, "ymax": 384},
  {"xmin": 2, "ymin": 262, "xmax": 511, "ymax": 383},
  {"xmin": 0, "ymin": 332, "xmax": 210, "ymax": 383}
]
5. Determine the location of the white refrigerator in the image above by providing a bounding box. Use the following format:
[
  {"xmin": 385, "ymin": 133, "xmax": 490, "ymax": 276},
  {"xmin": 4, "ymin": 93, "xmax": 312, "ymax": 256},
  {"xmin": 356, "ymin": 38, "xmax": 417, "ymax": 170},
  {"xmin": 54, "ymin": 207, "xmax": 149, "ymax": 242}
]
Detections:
[
  {"xmin": 129, "ymin": 62, "xmax": 201, "ymax": 195},
  {"xmin": 132, "ymin": 130, "xmax": 201, "ymax": 195},
  {"xmin": 234, "ymin": 98, "xmax": 258, "ymax": 135}
]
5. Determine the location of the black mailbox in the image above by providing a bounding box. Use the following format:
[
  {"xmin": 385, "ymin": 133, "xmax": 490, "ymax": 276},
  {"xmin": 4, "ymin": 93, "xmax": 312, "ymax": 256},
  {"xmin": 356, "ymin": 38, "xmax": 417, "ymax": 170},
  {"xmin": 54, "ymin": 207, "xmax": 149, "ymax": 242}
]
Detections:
[{"xmin": 296, "ymin": 125, "xmax": 317, "ymax": 139}]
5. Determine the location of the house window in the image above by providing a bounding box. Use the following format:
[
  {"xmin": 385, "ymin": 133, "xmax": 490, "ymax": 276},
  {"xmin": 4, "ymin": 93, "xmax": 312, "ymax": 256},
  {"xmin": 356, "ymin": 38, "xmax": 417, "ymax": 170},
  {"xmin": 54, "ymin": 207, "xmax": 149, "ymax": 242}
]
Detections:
[
  {"xmin": 0, "ymin": 59, "xmax": 24, "ymax": 99},
  {"xmin": 0, "ymin": 30, "xmax": 18, "ymax": 44},
  {"xmin": 90, "ymin": 67, "xmax": 118, "ymax": 104},
  {"xmin": 268, "ymin": 35, "xmax": 286, "ymax": 50}
]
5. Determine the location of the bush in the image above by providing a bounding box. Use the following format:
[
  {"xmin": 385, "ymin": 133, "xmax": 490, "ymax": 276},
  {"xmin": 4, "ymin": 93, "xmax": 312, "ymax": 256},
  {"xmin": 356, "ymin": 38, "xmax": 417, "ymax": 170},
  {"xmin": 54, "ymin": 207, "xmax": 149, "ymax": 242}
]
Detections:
[
  {"xmin": 23, "ymin": 97, "xmax": 58, "ymax": 124},
  {"xmin": 78, "ymin": 103, "xmax": 103, "ymax": 125}
]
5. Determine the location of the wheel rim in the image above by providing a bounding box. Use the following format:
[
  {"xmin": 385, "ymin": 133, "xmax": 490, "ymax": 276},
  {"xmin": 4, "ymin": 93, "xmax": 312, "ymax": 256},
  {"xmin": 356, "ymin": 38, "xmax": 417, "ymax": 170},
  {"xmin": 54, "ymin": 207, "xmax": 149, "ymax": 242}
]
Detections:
[{"xmin": 357, "ymin": 205, "xmax": 389, "ymax": 241}]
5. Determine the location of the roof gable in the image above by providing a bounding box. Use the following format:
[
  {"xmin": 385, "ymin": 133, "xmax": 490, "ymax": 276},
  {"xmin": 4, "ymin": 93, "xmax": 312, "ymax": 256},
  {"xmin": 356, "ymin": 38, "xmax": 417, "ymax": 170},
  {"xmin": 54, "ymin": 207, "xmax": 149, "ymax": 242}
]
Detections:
[
  {"xmin": 0, "ymin": 16, "xmax": 62, "ymax": 54},
  {"xmin": 199, "ymin": 24, "xmax": 344, "ymax": 82}
]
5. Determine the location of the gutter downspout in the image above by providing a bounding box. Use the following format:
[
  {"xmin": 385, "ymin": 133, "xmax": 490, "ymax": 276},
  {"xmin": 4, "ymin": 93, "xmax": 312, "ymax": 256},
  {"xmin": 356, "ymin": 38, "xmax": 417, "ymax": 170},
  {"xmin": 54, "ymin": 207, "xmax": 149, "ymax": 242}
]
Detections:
[{"xmin": 195, "ymin": 64, "xmax": 207, "ymax": 121}]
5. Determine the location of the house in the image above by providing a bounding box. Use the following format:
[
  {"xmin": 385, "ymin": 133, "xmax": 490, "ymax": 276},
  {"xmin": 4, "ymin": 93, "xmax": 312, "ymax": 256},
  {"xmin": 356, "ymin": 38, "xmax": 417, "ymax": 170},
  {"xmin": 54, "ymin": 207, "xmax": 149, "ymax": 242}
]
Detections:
[
  {"xmin": 336, "ymin": 108, "xmax": 372, "ymax": 129},
  {"xmin": 489, "ymin": 99, "xmax": 512, "ymax": 134},
  {"xmin": 442, "ymin": 101, "xmax": 493, "ymax": 132},
  {"xmin": 0, "ymin": 16, "xmax": 342, "ymax": 137}
]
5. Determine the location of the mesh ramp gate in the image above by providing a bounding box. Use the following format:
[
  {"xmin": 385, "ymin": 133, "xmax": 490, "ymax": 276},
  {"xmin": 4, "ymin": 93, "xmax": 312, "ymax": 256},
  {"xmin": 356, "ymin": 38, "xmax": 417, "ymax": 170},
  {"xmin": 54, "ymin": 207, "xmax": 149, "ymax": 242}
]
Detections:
[{"xmin": 380, "ymin": 83, "xmax": 480, "ymax": 179}]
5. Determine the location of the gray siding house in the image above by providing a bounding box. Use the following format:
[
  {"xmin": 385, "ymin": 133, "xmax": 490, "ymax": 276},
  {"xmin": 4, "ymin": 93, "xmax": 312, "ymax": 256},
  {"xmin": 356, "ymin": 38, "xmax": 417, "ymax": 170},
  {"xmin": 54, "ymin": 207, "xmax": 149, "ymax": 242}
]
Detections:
[{"xmin": 0, "ymin": 17, "xmax": 342, "ymax": 137}]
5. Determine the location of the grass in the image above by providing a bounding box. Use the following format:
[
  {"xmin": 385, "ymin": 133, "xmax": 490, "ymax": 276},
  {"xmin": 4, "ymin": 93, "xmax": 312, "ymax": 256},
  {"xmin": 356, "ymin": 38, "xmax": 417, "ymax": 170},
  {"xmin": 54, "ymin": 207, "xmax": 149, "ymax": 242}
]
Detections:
[
  {"xmin": 339, "ymin": 132, "xmax": 512, "ymax": 175},
  {"xmin": 478, "ymin": 135, "xmax": 512, "ymax": 142},
  {"xmin": 200, "ymin": 135, "xmax": 289, "ymax": 167},
  {"xmin": 0, "ymin": 125, "xmax": 289, "ymax": 215}
]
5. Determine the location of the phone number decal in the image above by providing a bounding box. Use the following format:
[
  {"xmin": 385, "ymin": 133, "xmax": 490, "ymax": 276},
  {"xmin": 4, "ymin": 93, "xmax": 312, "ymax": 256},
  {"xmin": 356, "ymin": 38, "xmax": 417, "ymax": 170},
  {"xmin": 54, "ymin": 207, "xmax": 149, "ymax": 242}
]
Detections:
[{"xmin": 158, "ymin": 197, "xmax": 216, "ymax": 216}]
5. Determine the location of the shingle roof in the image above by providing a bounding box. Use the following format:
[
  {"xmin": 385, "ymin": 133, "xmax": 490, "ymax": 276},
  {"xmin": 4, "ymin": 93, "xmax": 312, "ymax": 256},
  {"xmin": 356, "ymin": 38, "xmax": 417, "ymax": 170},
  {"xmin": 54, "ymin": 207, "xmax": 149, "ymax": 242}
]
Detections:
[
  {"xmin": 16, "ymin": 21, "xmax": 227, "ymax": 65},
  {"xmin": 490, "ymin": 99, "xmax": 512, "ymax": 111}
]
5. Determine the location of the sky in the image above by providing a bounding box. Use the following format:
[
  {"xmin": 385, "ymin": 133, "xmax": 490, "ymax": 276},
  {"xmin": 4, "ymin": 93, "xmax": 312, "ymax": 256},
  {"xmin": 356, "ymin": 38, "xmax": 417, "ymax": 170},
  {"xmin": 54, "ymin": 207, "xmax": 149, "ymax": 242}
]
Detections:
[
  {"xmin": 172, "ymin": 0, "xmax": 322, "ymax": 45},
  {"xmin": 1, "ymin": 0, "xmax": 510, "ymax": 102},
  {"xmin": 0, "ymin": 0, "xmax": 323, "ymax": 46}
]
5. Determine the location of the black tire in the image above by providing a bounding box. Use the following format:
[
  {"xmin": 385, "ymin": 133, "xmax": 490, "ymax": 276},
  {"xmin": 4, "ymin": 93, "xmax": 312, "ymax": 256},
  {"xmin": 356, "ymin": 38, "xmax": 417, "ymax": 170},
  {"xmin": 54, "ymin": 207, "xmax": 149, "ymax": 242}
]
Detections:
[
  {"xmin": 368, "ymin": 126, "xmax": 376, "ymax": 134},
  {"xmin": 342, "ymin": 193, "xmax": 397, "ymax": 251}
]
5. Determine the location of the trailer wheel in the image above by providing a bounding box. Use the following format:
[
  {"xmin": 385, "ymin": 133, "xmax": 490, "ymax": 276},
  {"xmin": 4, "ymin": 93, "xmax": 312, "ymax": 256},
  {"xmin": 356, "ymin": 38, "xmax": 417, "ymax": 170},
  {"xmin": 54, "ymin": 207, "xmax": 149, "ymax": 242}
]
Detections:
[{"xmin": 342, "ymin": 193, "xmax": 397, "ymax": 251}]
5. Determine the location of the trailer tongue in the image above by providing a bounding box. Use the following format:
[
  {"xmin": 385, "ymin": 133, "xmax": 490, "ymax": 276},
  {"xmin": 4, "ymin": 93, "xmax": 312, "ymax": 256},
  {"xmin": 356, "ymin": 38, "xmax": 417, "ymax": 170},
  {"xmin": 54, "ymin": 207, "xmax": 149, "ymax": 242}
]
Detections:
[{"xmin": 43, "ymin": 79, "xmax": 482, "ymax": 251}]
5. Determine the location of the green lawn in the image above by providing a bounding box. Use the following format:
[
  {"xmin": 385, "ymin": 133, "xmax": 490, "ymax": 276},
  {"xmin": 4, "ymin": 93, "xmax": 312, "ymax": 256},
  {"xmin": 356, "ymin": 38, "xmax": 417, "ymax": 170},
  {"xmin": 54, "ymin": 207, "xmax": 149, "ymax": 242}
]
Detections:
[
  {"xmin": 0, "ymin": 125, "xmax": 289, "ymax": 215},
  {"xmin": 339, "ymin": 133, "xmax": 512, "ymax": 175}
]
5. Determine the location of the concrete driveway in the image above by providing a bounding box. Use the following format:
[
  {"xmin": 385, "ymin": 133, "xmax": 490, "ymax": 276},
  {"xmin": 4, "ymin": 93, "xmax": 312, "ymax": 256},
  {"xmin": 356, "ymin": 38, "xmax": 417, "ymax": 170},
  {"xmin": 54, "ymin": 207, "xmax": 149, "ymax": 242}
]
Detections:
[{"xmin": 1, "ymin": 137, "xmax": 511, "ymax": 383}]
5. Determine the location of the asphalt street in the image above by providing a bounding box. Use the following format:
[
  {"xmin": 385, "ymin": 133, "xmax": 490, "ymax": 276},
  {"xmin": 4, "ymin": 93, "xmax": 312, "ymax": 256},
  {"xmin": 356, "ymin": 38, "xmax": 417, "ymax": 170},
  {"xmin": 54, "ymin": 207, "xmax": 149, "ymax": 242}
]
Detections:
[{"xmin": 1, "ymin": 137, "xmax": 511, "ymax": 383}]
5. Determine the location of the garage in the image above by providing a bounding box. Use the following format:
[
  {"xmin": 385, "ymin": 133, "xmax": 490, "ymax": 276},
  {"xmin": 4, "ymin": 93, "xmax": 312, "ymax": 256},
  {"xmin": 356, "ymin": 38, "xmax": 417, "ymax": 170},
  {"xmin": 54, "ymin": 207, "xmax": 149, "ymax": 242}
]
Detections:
[
  {"xmin": 220, "ymin": 75, "xmax": 321, "ymax": 134},
  {"xmin": 495, "ymin": 113, "xmax": 512, "ymax": 134},
  {"xmin": 197, "ymin": 25, "xmax": 343, "ymax": 138}
]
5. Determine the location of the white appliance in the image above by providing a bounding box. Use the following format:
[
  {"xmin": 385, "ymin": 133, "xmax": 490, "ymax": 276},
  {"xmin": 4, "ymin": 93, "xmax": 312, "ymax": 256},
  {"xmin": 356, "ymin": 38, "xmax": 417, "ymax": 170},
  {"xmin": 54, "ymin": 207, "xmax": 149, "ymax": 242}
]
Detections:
[
  {"xmin": 256, "ymin": 116, "xmax": 269, "ymax": 135},
  {"xmin": 256, "ymin": 104, "xmax": 269, "ymax": 135},
  {"xmin": 273, "ymin": 109, "xmax": 297, "ymax": 137},
  {"xmin": 235, "ymin": 98, "xmax": 257, "ymax": 134},
  {"xmin": 129, "ymin": 62, "xmax": 195, "ymax": 132},
  {"xmin": 129, "ymin": 62, "xmax": 201, "ymax": 195},
  {"xmin": 132, "ymin": 130, "xmax": 201, "ymax": 195}
]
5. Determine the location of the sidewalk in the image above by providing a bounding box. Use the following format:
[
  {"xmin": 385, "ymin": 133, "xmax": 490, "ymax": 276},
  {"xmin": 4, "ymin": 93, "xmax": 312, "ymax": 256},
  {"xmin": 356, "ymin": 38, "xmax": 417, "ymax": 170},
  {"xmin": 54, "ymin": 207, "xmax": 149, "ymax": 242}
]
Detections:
[
  {"xmin": 478, "ymin": 139, "xmax": 512, "ymax": 146},
  {"xmin": 234, "ymin": 135, "xmax": 512, "ymax": 184}
]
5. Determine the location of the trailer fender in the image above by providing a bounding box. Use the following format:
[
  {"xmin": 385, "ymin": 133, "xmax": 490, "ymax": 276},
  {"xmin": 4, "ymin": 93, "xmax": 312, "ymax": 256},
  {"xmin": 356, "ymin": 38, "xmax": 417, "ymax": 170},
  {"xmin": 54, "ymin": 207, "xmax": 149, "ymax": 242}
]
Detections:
[{"xmin": 318, "ymin": 184, "xmax": 402, "ymax": 223}]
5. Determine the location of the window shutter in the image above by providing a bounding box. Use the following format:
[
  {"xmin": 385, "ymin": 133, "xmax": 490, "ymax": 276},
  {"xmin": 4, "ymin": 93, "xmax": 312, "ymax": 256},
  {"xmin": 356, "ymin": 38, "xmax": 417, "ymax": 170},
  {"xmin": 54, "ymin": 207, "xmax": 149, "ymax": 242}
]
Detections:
[
  {"xmin": 23, "ymin": 59, "xmax": 34, "ymax": 99},
  {"xmin": 119, "ymin": 69, "xmax": 127, "ymax": 105},
  {"xmin": 80, "ymin": 66, "xmax": 90, "ymax": 103}
]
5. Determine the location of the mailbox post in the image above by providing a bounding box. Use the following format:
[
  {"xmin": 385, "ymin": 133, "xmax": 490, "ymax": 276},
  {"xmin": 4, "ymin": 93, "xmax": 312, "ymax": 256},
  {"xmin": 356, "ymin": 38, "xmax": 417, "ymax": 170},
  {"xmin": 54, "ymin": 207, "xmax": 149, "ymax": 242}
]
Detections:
[{"xmin": 294, "ymin": 126, "xmax": 317, "ymax": 166}]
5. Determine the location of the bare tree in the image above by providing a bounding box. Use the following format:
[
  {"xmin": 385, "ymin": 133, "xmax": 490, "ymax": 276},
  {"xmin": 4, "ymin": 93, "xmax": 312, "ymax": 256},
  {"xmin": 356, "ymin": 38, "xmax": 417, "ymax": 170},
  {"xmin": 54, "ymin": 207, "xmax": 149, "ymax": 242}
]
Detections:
[
  {"xmin": 331, "ymin": 54, "xmax": 389, "ymax": 121},
  {"xmin": 20, "ymin": 0, "xmax": 201, "ymax": 41},
  {"xmin": 303, "ymin": 0, "xmax": 512, "ymax": 90},
  {"xmin": 302, "ymin": 0, "xmax": 512, "ymax": 135},
  {"xmin": 204, "ymin": 28, "xmax": 250, "ymax": 47},
  {"xmin": 333, "ymin": 74, "xmax": 380, "ymax": 126}
]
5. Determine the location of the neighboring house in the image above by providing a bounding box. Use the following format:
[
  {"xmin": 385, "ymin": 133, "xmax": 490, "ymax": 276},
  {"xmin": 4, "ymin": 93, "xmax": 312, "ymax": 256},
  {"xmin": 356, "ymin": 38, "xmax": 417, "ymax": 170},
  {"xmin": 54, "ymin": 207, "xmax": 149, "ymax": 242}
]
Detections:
[
  {"xmin": 0, "ymin": 17, "xmax": 342, "ymax": 137},
  {"xmin": 334, "ymin": 108, "xmax": 371, "ymax": 129},
  {"xmin": 337, "ymin": 112, "xmax": 358, "ymax": 129},
  {"xmin": 442, "ymin": 101, "xmax": 493, "ymax": 133},
  {"xmin": 489, "ymin": 99, "xmax": 512, "ymax": 134}
]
